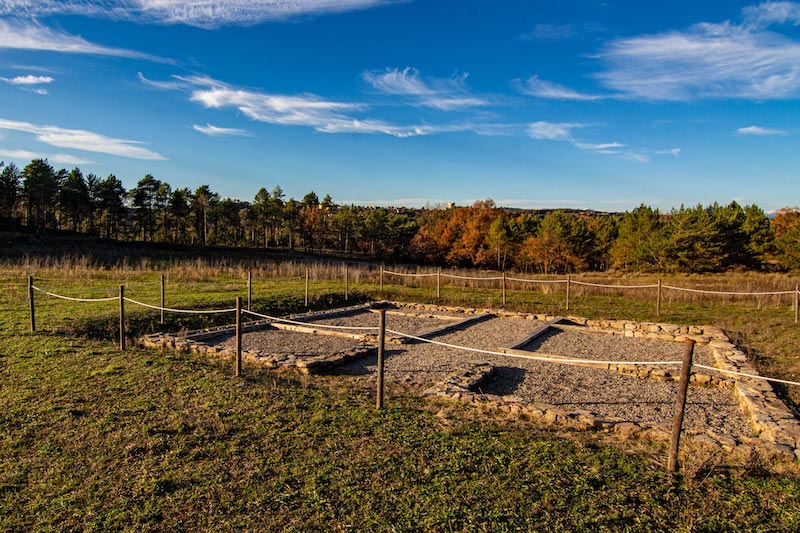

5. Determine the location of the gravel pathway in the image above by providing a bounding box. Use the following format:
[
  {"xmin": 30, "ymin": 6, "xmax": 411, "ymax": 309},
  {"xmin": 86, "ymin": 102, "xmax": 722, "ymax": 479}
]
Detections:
[{"xmin": 219, "ymin": 329, "xmax": 359, "ymax": 357}]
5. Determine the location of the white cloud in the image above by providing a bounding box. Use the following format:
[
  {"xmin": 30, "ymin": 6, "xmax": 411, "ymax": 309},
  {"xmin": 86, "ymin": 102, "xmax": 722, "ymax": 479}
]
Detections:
[
  {"xmin": 527, "ymin": 121, "xmax": 584, "ymax": 141},
  {"xmin": 0, "ymin": 75, "xmax": 54, "ymax": 85},
  {"xmin": 363, "ymin": 67, "xmax": 488, "ymax": 110},
  {"xmin": 144, "ymin": 73, "xmax": 458, "ymax": 137},
  {"xmin": 0, "ymin": 0, "xmax": 397, "ymax": 28},
  {"xmin": 0, "ymin": 148, "xmax": 93, "ymax": 165},
  {"xmin": 655, "ymin": 148, "xmax": 682, "ymax": 156},
  {"xmin": 515, "ymin": 76, "xmax": 607, "ymax": 101},
  {"xmin": 0, "ymin": 19, "xmax": 169, "ymax": 62},
  {"xmin": 0, "ymin": 118, "xmax": 166, "ymax": 160},
  {"xmin": 742, "ymin": 1, "xmax": 800, "ymax": 29},
  {"xmin": 193, "ymin": 123, "xmax": 250, "ymax": 136},
  {"xmin": 597, "ymin": 16, "xmax": 800, "ymax": 100},
  {"xmin": 573, "ymin": 141, "xmax": 626, "ymax": 150},
  {"xmin": 737, "ymin": 125, "xmax": 787, "ymax": 135}
]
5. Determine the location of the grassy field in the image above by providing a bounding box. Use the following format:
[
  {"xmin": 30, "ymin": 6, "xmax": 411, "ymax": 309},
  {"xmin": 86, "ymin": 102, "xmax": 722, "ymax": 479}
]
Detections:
[{"xmin": 2, "ymin": 256, "xmax": 800, "ymax": 530}]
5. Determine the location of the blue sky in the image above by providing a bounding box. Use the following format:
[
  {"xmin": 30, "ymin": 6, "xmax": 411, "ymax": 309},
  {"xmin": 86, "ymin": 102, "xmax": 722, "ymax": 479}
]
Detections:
[{"xmin": 0, "ymin": 0, "xmax": 798, "ymax": 211}]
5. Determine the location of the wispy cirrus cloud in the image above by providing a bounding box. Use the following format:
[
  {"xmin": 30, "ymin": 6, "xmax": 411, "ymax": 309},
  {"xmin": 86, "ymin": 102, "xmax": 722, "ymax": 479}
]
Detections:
[
  {"xmin": 193, "ymin": 123, "xmax": 250, "ymax": 137},
  {"xmin": 596, "ymin": 3, "xmax": 800, "ymax": 100},
  {"xmin": 737, "ymin": 125, "xmax": 787, "ymax": 135},
  {"xmin": 519, "ymin": 22, "xmax": 604, "ymax": 41},
  {"xmin": 141, "ymin": 72, "xmax": 460, "ymax": 137},
  {"xmin": 0, "ymin": 74, "xmax": 54, "ymax": 94},
  {"xmin": 0, "ymin": 19, "xmax": 169, "ymax": 62},
  {"xmin": 515, "ymin": 75, "xmax": 608, "ymax": 101},
  {"xmin": 0, "ymin": 0, "xmax": 398, "ymax": 29},
  {"xmin": 526, "ymin": 121, "xmax": 584, "ymax": 141},
  {"xmin": 526, "ymin": 122, "xmax": 676, "ymax": 163},
  {"xmin": 0, "ymin": 118, "xmax": 166, "ymax": 160},
  {"xmin": 362, "ymin": 67, "xmax": 489, "ymax": 110},
  {"xmin": 0, "ymin": 148, "xmax": 93, "ymax": 165},
  {"xmin": 742, "ymin": 1, "xmax": 800, "ymax": 28}
]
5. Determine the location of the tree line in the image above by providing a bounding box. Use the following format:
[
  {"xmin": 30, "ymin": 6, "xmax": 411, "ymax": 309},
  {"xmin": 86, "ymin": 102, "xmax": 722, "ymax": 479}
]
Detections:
[{"xmin": 1, "ymin": 158, "xmax": 799, "ymax": 272}]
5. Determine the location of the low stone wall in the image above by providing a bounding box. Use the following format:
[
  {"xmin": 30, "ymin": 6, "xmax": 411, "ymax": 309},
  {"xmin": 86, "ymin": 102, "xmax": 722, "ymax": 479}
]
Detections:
[{"xmin": 137, "ymin": 326, "xmax": 376, "ymax": 375}]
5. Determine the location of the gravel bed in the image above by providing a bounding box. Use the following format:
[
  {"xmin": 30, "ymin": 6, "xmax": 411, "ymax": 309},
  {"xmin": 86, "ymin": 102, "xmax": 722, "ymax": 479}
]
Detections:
[
  {"xmin": 295, "ymin": 309, "xmax": 461, "ymax": 336},
  {"xmin": 334, "ymin": 315, "xmax": 754, "ymax": 438},
  {"xmin": 217, "ymin": 328, "xmax": 359, "ymax": 357},
  {"xmin": 524, "ymin": 326, "xmax": 717, "ymax": 366}
]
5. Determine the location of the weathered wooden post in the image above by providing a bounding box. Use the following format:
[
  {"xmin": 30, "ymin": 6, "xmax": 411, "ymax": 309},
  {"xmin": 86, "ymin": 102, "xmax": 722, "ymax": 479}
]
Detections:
[
  {"xmin": 379, "ymin": 265, "xmax": 384, "ymax": 292},
  {"xmin": 657, "ymin": 279, "xmax": 662, "ymax": 318},
  {"xmin": 247, "ymin": 270, "xmax": 252, "ymax": 311},
  {"xmin": 502, "ymin": 271, "xmax": 507, "ymax": 306},
  {"xmin": 344, "ymin": 264, "xmax": 349, "ymax": 301},
  {"xmin": 566, "ymin": 275, "xmax": 571, "ymax": 312},
  {"xmin": 160, "ymin": 273, "xmax": 166, "ymax": 325},
  {"xmin": 27, "ymin": 275, "xmax": 36, "ymax": 333},
  {"xmin": 305, "ymin": 268, "xmax": 310, "ymax": 307},
  {"xmin": 795, "ymin": 284, "xmax": 799, "ymax": 324},
  {"xmin": 119, "ymin": 285, "xmax": 126, "ymax": 351},
  {"xmin": 235, "ymin": 296, "xmax": 243, "ymax": 377},
  {"xmin": 668, "ymin": 339, "xmax": 696, "ymax": 473},
  {"xmin": 376, "ymin": 309, "xmax": 386, "ymax": 409},
  {"xmin": 436, "ymin": 268, "xmax": 441, "ymax": 299}
]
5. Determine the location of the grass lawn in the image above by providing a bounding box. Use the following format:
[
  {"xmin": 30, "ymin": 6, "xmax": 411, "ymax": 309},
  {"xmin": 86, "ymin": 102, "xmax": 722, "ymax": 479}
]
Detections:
[{"xmin": 2, "ymin": 264, "xmax": 800, "ymax": 531}]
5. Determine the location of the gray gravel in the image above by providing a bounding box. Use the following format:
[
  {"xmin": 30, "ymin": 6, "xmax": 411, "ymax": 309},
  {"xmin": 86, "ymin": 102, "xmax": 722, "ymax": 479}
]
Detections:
[{"xmin": 211, "ymin": 311, "xmax": 754, "ymax": 438}]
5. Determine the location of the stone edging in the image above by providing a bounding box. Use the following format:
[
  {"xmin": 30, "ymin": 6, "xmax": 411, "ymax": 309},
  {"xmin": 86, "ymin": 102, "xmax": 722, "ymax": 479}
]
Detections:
[{"xmin": 137, "ymin": 327, "xmax": 376, "ymax": 375}]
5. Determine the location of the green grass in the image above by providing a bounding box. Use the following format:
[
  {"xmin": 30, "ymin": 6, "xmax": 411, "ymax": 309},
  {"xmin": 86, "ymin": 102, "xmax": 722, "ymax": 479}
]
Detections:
[{"xmin": 2, "ymin": 266, "xmax": 800, "ymax": 530}]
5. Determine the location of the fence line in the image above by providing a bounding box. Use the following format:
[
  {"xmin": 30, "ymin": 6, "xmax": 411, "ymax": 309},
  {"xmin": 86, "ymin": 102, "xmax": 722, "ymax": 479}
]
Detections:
[{"xmin": 28, "ymin": 282, "xmax": 800, "ymax": 388}]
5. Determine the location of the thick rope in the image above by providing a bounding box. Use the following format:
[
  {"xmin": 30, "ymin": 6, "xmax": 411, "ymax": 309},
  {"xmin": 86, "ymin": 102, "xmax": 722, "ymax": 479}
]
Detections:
[
  {"xmin": 386, "ymin": 328, "xmax": 683, "ymax": 367},
  {"xmin": 242, "ymin": 309, "xmax": 379, "ymax": 331},
  {"xmin": 123, "ymin": 297, "xmax": 236, "ymax": 315},
  {"xmin": 440, "ymin": 273, "xmax": 504, "ymax": 281},
  {"xmin": 32, "ymin": 286, "xmax": 118, "ymax": 302},
  {"xmin": 571, "ymin": 280, "xmax": 659, "ymax": 289},
  {"xmin": 504, "ymin": 276, "xmax": 567, "ymax": 284},
  {"xmin": 383, "ymin": 270, "xmax": 438, "ymax": 278},
  {"xmin": 693, "ymin": 364, "xmax": 800, "ymax": 387},
  {"xmin": 661, "ymin": 285, "xmax": 794, "ymax": 296}
]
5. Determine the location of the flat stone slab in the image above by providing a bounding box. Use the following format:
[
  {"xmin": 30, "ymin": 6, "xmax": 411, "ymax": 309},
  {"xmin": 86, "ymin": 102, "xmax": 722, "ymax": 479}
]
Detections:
[
  {"xmin": 507, "ymin": 316, "xmax": 564, "ymax": 350},
  {"xmin": 412, "ymin": 313, "xmax": 493, "ymax": 342}
]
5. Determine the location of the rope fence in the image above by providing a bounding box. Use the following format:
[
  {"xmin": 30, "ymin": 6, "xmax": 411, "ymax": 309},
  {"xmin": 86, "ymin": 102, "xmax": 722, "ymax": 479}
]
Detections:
[{"xmin": 25, "ymin": 274, "xmax": 800, "ymax": 471}]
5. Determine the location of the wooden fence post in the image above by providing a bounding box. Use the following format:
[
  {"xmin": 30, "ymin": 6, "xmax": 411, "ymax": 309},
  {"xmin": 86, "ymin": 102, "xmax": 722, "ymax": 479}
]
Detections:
[
  {"xmin": 668, "ymin": 339, "xmax": 696, "ymax": 473},
  {"xmin": 160, "ymin": 273, "xmax": 166, "ymax": 325},
  {"xmin": 305, "ymin": 268, "xmax": 310, "ymax": 308},
  {"xmin": 657, "ymin": 279, "xmax": 662, "ymax": 318},
  {"xmin": 376, "ymin": 309, "xmax": 386, "ymax": 409},
  {"xmin": 247, "ymin": 270, "xmax": 253, "ymax": 311},
  {"xmin": 795, "ymin": 284, "xmax": 799, "ymax": 324},
  {"xmin": 502, "ymin": 271, "xmax": 507, "ymax": 306},
  {"xmin": 344, "ymin": 264, "xmax": 349, "ymax": 301},
  {"xmin": 566, "ymin": 275, "xmax": 571, "ymax": 312},
  {"xmin": 235, "ymin": 296, "xmax": 243, "ymax": 377},
  {"xmin": 380, "ymin": 265, "xmax": 384, "ymax": 293},
  {"xmin": 28, "ymin": 275, "xmax": 36, "ymax": 333},
  {"xmin": 119, "ymin": 285, "xmax": 126, "ymax": 351},
  {"xmin": 437, "ymin": 268, "xmax": 441, "ymax": 299}
]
